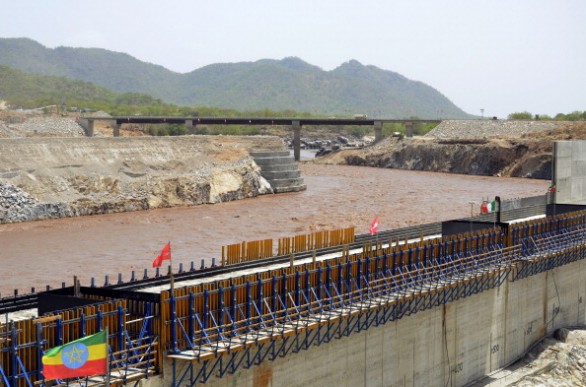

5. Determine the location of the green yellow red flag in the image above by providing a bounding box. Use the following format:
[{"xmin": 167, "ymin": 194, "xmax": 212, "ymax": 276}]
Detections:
[{"xmin": 42, "ymin": 330, "xmax": 108, "ymax": 380}]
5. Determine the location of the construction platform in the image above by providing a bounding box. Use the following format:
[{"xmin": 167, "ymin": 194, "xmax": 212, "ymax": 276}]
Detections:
[{"xmin": 2, "ymin": 193, "xmax": 586, "ymax": 386}]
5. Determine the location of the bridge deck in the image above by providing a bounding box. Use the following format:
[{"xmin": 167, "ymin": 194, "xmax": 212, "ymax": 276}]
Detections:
[{"xmin": 83, "ymin": 116, "xmax": 441, "ymax": 126}]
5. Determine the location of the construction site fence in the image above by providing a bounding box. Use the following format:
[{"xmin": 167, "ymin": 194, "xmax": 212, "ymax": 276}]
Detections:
[
  {"xmin": 218, "ymin": 194, "xmax": 555, "ymax": 267},
  {"xmin": 221, "ymin": 227, "xmax": 355, "ymax": 266}
]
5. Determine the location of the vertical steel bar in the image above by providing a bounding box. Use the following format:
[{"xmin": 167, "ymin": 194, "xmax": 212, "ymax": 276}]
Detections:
[
  {"xmin": 230, "ymin": 285, "xmax": 237, "ymax": 324},
  {"xmin": 80, "ymin": 313, "xmax": 86, "ymax": 337},
  {"xmin": 189, "ymin": 292, "xmax": 195, "ymax": 345},
  {"xmin": 118, "ymin": 306, "xmax": 125, "ymax": 353},
  {"xmin": 218, "ymin": 287, "xmax": 225, "ymax": 332},
  {"xmin": 295, "ymin": 271, "xmax": 301, "ymax": 308},
  {"xmin": 245, "ymin": 283, "xmax": 251, "ymax": 330}
]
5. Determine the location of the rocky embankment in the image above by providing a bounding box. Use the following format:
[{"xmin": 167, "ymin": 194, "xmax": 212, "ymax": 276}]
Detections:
[
  {"xmin": 476, "ymin": 328, "xmax": 586, "ymax": 386},
  {"xmin": 0, "ymin": 135, "xmax": 286, "ymax": 224},
  {"xmin": 314, "ymin": 120, "xmax": 586, "ymax": 179}
]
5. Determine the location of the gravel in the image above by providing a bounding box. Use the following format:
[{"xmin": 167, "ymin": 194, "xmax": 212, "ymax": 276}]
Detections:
[
  {"xmin": 2, "ymin": 116, "xmax": 86, "ymax": 137},
  {"xmin": 0, "ymin": 183, "xmax": 77, "ymax": 223},
  {"xmin": 426, "ymin": 119, "xmax": 559, "ymax": 139},
  {"xmin": 0, "ymin": 121, "xmax": 17, "ymax": 138},
  {"xmin": 0, "ymin": 183, "xmax": 40, "ymax": 223}
]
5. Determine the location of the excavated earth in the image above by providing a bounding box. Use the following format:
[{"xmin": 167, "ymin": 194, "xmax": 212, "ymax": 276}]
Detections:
[
  {"xmin": 0, "ymin": 133, "xmax": 285, "ymax": 223},
  {"xmin": 313, "ymin": 120, "xmax": 586, "ymax": 180}
]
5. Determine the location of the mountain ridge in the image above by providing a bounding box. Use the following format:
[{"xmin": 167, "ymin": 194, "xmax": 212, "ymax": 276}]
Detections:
[{"xmin": 0, "ymin": 37, "xmax": 471, "ymax": 118}]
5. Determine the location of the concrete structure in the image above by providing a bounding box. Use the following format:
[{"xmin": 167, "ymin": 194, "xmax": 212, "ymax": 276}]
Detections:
[
  {"xmin": 175, "ymin": 259, "xmax": 586, "ymax": 386},
  {"xmin": 554, "ymin": 140, "xmax": 586, "ymax": 205},
  {"xmin": 251, "ymin": 151, "xmax": 306, "ymax": 193}
]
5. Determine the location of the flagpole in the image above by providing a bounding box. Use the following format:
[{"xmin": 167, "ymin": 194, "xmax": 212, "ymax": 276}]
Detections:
[
  {"xmin": 105, "ymin": 326, "xmax": 110, "ymax": 387},
  {"xmin": 169, "ymin": 241, "xmax": 174, "ymax": 294}
]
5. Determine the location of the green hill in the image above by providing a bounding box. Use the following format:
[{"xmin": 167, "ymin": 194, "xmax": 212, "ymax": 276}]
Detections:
[
  {"xmin": 0, "ymin": 64, "xmax": 166, "ymax": 111},
  {"xmin": 0, "ymin": 38, "xmax": 471, "ymax": 118}
]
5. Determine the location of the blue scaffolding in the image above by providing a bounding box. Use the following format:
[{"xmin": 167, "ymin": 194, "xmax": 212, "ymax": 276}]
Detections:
[
  {"xmin": 166, "ymin": 239, "xmax": 517, "ymax": 385},
  {"xmin": 0, "ymin": 304, "xmax": 157, "ymax": 386}
]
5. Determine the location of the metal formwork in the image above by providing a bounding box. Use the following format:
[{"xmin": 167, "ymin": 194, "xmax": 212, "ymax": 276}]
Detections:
[
  {"xmin": 164, "ymin": 229, "xmax": 512, "ymax": 385},
  {"xmin": 510, "ymin": 210, "xmax": 586, "ymax": 280},
  {"xmin": 165, "ymin": 211, "xmax": 586, "ymax": 385},
  {"xmin": 0, "ymin": 300, "xmax": 157, "ymax": 387}
]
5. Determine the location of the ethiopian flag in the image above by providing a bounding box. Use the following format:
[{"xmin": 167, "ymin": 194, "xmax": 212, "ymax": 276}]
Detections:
[{"xmin": 42, "ymin": 330, "xmax": 108, "ymax": 380}]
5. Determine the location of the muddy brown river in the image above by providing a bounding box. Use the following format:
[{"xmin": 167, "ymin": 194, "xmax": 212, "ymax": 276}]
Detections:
[{"xmin": 0, "ymin": 164, "xmax": 549, "ymax": 297}]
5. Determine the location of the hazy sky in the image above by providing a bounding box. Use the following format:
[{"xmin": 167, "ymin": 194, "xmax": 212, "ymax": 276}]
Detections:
[{"xmin": 1, "ymin": 0, "xmax": 584, "ymax": 118}]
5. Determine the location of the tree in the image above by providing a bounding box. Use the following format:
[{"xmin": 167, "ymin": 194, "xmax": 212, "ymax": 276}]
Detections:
[
  {"xmin": 508, "ymin": 111, "xmax": 532, "ymax": 120},
  {"xmin": 565, "ymin": 111, "xmax": 584, "ymax": 121}
]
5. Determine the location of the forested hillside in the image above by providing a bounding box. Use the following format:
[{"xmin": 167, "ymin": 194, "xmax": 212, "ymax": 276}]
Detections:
[
  {"xmin": 0, "ymin": 38, "xmax": 471, "ymax": 118},
  {"xmin": 0, "ymin": 64, "xmax": 168, "ymax": 112}
]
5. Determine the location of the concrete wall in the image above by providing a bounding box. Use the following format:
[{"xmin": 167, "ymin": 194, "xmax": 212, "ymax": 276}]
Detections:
[
  {"xmin": 554, "ymin": 140, "xmax": 586, "ymax": 205},
  {"xmin": 174, "ymin": 259, "xmax": 586, "ymax": 386}
]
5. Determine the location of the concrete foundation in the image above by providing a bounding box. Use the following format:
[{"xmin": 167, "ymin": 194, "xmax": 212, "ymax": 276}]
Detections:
[{"xmin": 173, "ymin": 259, "xmax": 586, "ymax": 386}]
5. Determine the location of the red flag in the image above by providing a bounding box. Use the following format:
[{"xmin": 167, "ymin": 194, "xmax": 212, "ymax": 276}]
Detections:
[
  {"xmin": 370, "ymin": 216, "xmax": 379, "ymax": 236},
  {"xmin": 152, "ymin": 242, "xmax": 171, "ymax": 268}
]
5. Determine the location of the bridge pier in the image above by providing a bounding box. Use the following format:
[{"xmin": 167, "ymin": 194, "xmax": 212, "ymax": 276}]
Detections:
[
  {"xmin": 185, "ymin": 119, "xmax": 197, "ymax": 135},
  {"xmin": 374, "ymin": 120, "xmax": 383, "ymax": 143},
  {"xmin": 405, "ymin": 122, "xmax": 414, "ymax": 137},
  {"xmin": 85, "ymin": 119, "xmax": 94, "ymax": 137},
  {"xmin": 112, "ymin": 123, "xmax": 120, "ymax": 137},
  {"xmin": 292, "ymin": 120, "xmax": 301, "ymax": 161}
]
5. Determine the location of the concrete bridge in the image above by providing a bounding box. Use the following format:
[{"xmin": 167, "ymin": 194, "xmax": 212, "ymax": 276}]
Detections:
[{"xmin": 80, "ymin": 116, "xmax": 441, "ymax": 161}]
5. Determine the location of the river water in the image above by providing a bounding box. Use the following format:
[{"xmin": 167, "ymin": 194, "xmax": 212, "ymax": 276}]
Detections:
[{"xmin": 0, "ymin": 164, "xmax": 549, "ymax": 297}]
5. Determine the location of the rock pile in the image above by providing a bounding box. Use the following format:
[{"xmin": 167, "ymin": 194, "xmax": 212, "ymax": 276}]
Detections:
[
  {"xmin": 480, "ymin": 328, "xmax": 586, "ymax": 386},
  {"xmin": 4, "ymin": 116, "xmax": 86, "ymax": 137},
  {"xmin": 0, "ymin": 122, "xmax": 15, "ymax": 138},
  {"xmin": 426, "ymin": 120, "xmax": 558, "ymax": 139},
  {"xmin": 0, "ymin": 183, "xmax": 41, "ymax": 223},
  {"xmin": 0, "ymin": 183, "xmax": 77, "ymax": 223},
  {"xmin": 0, "ymin": 183, "xmax": 38, "ymax": 209}
]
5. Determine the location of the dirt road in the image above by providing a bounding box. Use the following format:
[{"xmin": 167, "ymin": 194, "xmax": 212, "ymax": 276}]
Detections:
[{"xmin": 0, "ymin": 163, "xmax": 549, "ymax": 297}]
